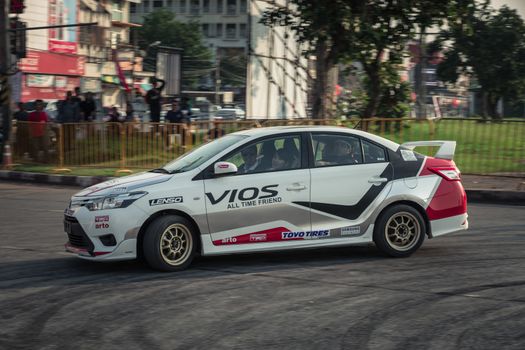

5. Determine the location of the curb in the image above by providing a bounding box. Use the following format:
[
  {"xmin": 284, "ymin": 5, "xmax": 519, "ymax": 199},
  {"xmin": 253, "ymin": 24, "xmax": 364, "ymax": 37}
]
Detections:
[
  {"xmin": 1, "ymin": 170, "xmax": 524, "ymax": 206},
  {"xmin": 0, "ymin": 170, "xmax": 112, "ymax": 188},
  {"xmin": 466, "ymin": 189, "xmax": 525, "ymax": 206}
]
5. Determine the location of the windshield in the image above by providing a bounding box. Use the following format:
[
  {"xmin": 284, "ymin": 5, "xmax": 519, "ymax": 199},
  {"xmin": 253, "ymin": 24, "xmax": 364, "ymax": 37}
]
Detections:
[{"xmin": 161, "ymin": 134, "xmax": 247, "ymax": 173}]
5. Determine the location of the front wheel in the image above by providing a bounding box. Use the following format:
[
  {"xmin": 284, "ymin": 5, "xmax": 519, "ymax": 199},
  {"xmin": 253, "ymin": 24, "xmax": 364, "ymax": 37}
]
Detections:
[
  {"xmin": 373, "ymin": 204, "xmax": 426, "ymax": 257},
  {"xmin": 143, "ymin": 215, "xmax": 197, "ymax": 271}
]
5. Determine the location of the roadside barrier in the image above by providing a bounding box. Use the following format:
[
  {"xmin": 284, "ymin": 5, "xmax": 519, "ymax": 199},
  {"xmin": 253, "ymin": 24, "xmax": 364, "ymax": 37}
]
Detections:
[{"xmin": 9, "ymin": 118, "xmax": 525, "ymax": 176}]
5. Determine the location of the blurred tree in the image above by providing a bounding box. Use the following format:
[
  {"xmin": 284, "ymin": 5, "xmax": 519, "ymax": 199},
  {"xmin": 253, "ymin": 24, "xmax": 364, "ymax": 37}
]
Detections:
[
  {"xmin": 261, "ymin": 0, "xmax": 476, "ymax": 119},
  {"xmin": 133, "ymin": 9, "xmax": 213, "ymax": 90},
  {"xmin": 436, "ymin": 4, "xmax": 525, "ymax": 119}
]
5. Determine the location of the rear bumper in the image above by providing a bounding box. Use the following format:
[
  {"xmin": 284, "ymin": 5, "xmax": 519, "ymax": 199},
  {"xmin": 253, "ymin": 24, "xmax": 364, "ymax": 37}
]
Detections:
[{"xmin": 429, "ymin": 213, "xmax": 468, "ymax": 238}]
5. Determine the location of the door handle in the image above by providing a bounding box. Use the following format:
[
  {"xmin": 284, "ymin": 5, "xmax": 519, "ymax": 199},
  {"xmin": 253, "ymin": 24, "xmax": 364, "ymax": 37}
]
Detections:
[
  {"xmin": 368, "ymin": 177, "xmax": 388, "ymax": 185},
  {"xmin": 286, "ymin": 183, "xmax": 307, "ymax": 191}
]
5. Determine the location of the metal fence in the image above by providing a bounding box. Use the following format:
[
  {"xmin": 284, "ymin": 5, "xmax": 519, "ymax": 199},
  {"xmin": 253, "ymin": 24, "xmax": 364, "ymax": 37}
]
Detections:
[{"xmin": 9, "ymin": 118, "xmax": 525, "ymax": 176}]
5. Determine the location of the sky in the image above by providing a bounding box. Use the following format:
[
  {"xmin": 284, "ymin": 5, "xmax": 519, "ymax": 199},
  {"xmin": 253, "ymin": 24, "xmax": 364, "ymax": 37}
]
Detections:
[{"xmin": 490, "ymin": 0, "xmax": 525, "ymax": 18}]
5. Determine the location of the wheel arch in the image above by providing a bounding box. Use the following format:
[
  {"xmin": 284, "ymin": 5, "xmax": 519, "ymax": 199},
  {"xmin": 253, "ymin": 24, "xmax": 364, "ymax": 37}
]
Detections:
[
  {"xmin": 137, "ymin": 209, "xmax": 203, "ymax": 260},
  {"xmin": 376, "ymin": 200, "xmax": 432, "ymax": 238}
]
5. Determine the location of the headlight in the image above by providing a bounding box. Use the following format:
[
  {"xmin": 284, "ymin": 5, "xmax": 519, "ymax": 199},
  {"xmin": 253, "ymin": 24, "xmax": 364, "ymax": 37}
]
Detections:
[{"xmin": 84, "ymin": 191, "xmax": 148, "ymax": 211}]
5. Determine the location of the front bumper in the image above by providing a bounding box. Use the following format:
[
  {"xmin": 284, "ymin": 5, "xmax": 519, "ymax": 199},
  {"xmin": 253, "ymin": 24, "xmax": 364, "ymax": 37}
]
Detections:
[{"xmin": 63, "ymin": 204, "xmax": 147, "ymax": 261}]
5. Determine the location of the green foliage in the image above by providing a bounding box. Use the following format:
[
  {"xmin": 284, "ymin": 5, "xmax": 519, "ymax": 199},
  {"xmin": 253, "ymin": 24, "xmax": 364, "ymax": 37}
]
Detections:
[
  {"xmin": 261, "ymin": 1, "xmax": 476, "ymax": 118},
  {"xmin": 436, "ymin": 4, "xmax": 525, "ymax": 118},
  {"xmin": 133, "ymin": 9, "xmax": 213, "ymax": 90}
]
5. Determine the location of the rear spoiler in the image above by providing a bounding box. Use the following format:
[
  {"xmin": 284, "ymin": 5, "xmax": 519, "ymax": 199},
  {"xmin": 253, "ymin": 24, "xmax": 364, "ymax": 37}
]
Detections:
[{"xmin": 400, "ymin": 141, "xmax": 456, "ymax": 160}]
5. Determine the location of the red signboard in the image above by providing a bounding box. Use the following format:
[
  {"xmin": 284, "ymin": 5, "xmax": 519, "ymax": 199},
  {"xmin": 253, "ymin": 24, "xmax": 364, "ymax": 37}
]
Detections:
[
  {"xmin": 49, "ymin": 40, "xmax": 78, "ymax": 54},
  {"xmin": 19, "ymin": 50, "xmax": 85, "ymax": 76}
]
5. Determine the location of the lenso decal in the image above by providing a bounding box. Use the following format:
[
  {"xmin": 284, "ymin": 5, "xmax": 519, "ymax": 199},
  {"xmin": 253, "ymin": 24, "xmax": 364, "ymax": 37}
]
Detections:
[
  {"xmin": 206, "ymin": 184, "xmax": 281, "ymax": 210},
  {"xmin": 281, "ymin": 230, "xmax": 330, "ymax": 240},
  {"xmin": 341, "ymin": 226, "xmax": 361, "ymax": 236},
  {"xmin": 149, "ymin": 196, "xmax": 183, "ymax": 206}
]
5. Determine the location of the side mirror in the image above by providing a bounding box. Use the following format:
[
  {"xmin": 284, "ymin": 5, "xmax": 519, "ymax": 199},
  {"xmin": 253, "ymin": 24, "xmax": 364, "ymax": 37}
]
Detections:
[{"xmin": 214, "ymin": 161, "xmax": 238, "ymax": 176}]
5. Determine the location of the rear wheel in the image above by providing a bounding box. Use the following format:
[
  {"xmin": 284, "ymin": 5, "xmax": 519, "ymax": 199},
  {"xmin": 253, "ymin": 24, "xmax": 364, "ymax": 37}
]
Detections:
[
  {"xmin": 373, "ymin": 204, "xmax": 425, "ymax": 257},
  {"xmin": 143, "ymin": 215, "xmax": 197, "ymax": 271}
]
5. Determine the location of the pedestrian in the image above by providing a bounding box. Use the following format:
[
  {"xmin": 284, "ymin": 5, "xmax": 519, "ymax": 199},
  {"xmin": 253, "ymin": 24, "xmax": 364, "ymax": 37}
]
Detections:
[
  {"xmin": 58, "ymin": 91, "xmax": 81, "ymax": 145},
  {"xmin": 206, "ymin": 120, "xmax": 224, "ymax": 141},
  {"xmin": 58, "ymin": 91, "xmax": 81, "ymax": 123},
  {"xmin": 28, "ymin": 100, "xmax": 50, "ymax": 163},
  {"xmin": 165, "ymin": 100, "xmax": 190, "ymax": 149},
  {"xmin": 72, "ymin": 87, "xmax": 83, "ymax": 104},
  {"xmin": 133, "ymin": 88, "xmax": 147, "ymax": 121},
  {"xmin": 14, "ymin": 102, "xmax": 30, "ymax": 158},
  {"xmin": 145, "ymin": 77, "xmax": 165, "ymax": 126},
  {"xmin": 80, "ymin": 91, "xmax": 96, "ymax": 122}
]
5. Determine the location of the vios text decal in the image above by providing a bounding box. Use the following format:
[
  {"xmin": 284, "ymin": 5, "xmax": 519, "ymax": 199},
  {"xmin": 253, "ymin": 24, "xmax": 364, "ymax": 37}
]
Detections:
[{"xmin": 206, "ymin": 184, "xmax": 281, "ymax": 209}]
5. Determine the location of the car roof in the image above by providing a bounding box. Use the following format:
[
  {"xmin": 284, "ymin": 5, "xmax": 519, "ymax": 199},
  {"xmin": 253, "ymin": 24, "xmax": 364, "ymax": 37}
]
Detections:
[{"xmin": 231, "ymin": 125, "xmax": 400, "ymax": 151}]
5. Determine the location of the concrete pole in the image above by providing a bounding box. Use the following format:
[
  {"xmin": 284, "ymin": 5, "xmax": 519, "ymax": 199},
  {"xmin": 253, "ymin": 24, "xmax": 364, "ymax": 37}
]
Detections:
[{"xmin": 1, "ymin": 0, "xmax": 12, "ymax": 165}]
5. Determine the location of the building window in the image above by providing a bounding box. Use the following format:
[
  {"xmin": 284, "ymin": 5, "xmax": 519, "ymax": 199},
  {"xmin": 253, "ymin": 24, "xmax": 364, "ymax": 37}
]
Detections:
[
  {"xmin": 240, "ymin": 23, "xmax": 246, "ymax": 38},
  {"xmin": 180, "ymin": 0, "xmax": 187, "ymax": 13},
  {"xmin": 227, "ymin": 0, "xmax": 236, "ymax": 15},
  {"xmin": 216, "ymin": 23, "xmax": 223, "ymax": 37},
  {"xmin": 202, "ymin": 23, "xmax": 210, "ymax": 37},
  {"xmin": 226, "ymin": 23, "xmax": 236, "ymax": 39},
  {"xmin": 154, "ymin": 0, "xmax": 163, "ymax": 8},
  {"xmin": 240, "ymin": 0, "xmax": 246, "ymax": 13},
  {"xmin": 112, "ymin": 1, "xmax": 123, "ymax": 21},
  {"xmin": 203, "ymin": 0, "xmax": 210, "ymax": 13},
  {"xmin": 167, "ymin": 0, "xmax": 173, "ymax": 7},
  {"xmin": 130, "ymin": 3, "xmax": 137, "ymax": 13},
  {"xmin": 190, "ymin": 0, "xmax": 199, "ymax": 15},
  {"xmin": 143, "ymin": 0, "xmax": 150, "ymax": 10},
  {"xmin": 217, "ymin": 0, "xmax": 223, "ymax": 13}
]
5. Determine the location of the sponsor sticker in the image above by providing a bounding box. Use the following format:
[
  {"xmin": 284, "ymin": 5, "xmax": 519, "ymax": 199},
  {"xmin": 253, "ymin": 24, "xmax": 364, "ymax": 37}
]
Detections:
[
  {"xmin": 281, "ymin": 230, "xmax": 330, "ymax": 240},
  {"xmin": 149, "ymin": 196, "xmax": 183, "ymax": 206},
  {"xmin": 250, "ymin": 233, "xmax": 267, "ymax": 242},
  {"xmin": 401, "ymin": 149, "xmax": 417, "ymax": 161},
  {"xmin": 95, "ymin": 215, "xmax": 109, "ymax": 222},
  {"xmin": 95, "ymin": 216, "xmax": 110, "ymax": 229},
  {"xmin": 111, "ymin": 187, "xmax": 127, "ymax": 193},
  {"xmin": 341, "ymin": 226, "xmax": 361, "ymax": 236}
]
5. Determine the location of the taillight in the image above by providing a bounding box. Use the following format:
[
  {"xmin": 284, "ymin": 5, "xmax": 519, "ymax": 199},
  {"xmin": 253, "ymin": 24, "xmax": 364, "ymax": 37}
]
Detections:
[{"xmin": 428, "ymin": 167, "xmax": 461, "ymax": 181}]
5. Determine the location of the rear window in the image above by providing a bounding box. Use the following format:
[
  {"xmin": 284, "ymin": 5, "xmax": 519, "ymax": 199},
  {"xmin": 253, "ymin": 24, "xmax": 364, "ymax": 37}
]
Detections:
[{"xmin": 362, "ymin": 140, "xmax": 387, "ymax": 163}]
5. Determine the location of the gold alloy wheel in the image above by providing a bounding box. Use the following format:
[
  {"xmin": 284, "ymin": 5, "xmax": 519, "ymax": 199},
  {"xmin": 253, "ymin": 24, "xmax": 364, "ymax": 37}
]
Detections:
[
  {"xmin": 385, "ymin": 211, "xmax": 421, "ymax": 251},
  {"xmin": 159, "ymin": 223, "xmax": 193, "ymax": 266}
]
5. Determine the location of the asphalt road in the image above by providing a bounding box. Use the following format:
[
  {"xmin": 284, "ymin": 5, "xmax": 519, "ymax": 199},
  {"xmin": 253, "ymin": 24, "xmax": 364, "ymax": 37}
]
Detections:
[{"xmin": 1, "ymin": 181, "xmax": 524, "ymax": 350}]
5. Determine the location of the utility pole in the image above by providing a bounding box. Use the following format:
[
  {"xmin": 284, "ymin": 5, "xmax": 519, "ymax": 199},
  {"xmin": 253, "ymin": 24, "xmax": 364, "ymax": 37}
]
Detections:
[
  {"xmin": 416, "ymin": 29, "xmax": 428, "ymax": 119},
  {"xmin": 0, "ymin": 0, "xmax": 12, "ymax": 165},
  {"xmin": 215, "ymin": 50, "xmax": 221, "ymax": 106}
]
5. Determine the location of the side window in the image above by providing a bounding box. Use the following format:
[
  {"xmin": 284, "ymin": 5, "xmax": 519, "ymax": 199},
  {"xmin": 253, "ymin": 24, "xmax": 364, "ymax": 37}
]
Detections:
[
  {"xmin": 362, "ymin": 140, "xmax": 387, "ymax": 163},
  {"xmin": 312, "ymin": 134, "xmax": 363, "ymax": 167},
  {"xmin": 224, "ymin": 135, "xmax": 302, "ymax": 174}
]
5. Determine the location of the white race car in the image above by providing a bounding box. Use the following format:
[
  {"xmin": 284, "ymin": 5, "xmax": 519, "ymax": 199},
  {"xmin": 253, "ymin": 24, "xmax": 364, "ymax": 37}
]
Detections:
[{"xmin": 64, "ymin": 126, "xmax": 468, "ymax": 271}]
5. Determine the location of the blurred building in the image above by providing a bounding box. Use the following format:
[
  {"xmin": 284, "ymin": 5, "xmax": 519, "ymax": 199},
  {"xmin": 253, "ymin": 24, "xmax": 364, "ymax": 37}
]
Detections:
[{"xmin": 14, "ymin": 0, "xmax": 144, "ymax": 108}]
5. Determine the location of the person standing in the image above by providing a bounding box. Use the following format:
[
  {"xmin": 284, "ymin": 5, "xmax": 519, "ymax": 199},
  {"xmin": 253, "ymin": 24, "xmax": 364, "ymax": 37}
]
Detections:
[
  {"xmin": 145, "ymin": 77, "xmax": 165, "ymax": 126},
  {"xmin": 72, "ymin": 87, "xmax": 83, "ymax": 104},
  {"xmin": 80, "ymin": 91, "xmax": 96, "ymax": 122},
  {"xmin": 58, "ymin": 91, "xmax": 81, "ymax": 123},
  {"xmin": 58, "ymin": 91, "xmax": 81, "ymax": 145},
  {"xmin": 14, "ymin": 102, "xmax": 30, "ymax": 158},
  {"xmin": 28, "ymin": 100, "xmax": 50, "ymax": 163}
]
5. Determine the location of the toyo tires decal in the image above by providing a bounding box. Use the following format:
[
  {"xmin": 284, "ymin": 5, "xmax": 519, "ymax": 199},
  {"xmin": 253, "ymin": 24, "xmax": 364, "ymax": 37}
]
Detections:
[{"xmin": 212, "ymin": 227, "xmax": 331, "ymax": 246}]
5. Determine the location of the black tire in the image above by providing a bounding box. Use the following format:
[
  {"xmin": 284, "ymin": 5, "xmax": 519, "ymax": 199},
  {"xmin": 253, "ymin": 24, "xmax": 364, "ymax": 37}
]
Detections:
[
  {"xmin": 373, "ymin": 204, "xmax": 426, "ymax": 257},
  {"xmin": 143, "ymin": 215, "xmax": 197, "ymax": 271}
]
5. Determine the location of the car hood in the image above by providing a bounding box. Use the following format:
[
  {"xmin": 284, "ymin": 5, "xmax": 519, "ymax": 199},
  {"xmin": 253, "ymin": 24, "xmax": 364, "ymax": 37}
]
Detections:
[{"xmin": 74, "ymin": 172, "xmax": 173, "ymax": 197}]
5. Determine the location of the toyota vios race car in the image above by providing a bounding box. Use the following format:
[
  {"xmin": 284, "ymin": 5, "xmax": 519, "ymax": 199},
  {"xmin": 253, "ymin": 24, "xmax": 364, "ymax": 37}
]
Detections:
[{"xmin": 63, "ymin": 126, "xmax": 468, "ymax": 271}]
